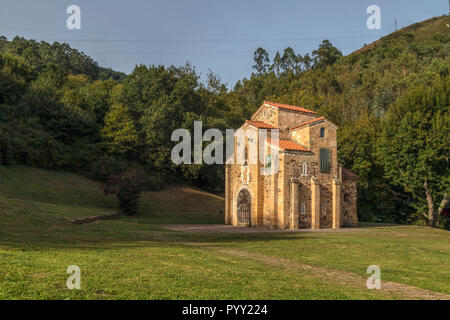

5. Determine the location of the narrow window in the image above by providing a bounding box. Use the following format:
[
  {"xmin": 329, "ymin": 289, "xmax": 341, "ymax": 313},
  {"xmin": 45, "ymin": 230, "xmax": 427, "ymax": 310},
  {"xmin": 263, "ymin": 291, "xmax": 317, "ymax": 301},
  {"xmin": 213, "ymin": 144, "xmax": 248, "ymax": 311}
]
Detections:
[
  {"xmin": 244, "ymin": 146, "xmax": 248, "ymax": 165},
  {"xmin": 300, "ymin": 203, "xmax": 306, "ymax": 215},
  {"xmin": 319, "ymin": 148, "xmax": 331, "ymax": 173},
  {"xmin": 265, "ymin": 154, "xmax": 272, "ymax": 169},
  {"xmin": 301, "ymin": 162, "xmax": 308, "ymax": 176},
  {"xmin": 320, "ymin": 127, "xmax": 325, "ymax": 138},
  {"xmin": 321, "ymin": 203, "xmax": 327, "ymax": 217}
]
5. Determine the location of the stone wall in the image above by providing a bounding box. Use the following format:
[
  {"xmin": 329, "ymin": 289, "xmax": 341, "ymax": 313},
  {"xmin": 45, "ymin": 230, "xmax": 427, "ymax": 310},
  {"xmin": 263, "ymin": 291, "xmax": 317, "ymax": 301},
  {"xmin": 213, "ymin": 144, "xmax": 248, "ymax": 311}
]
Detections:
[
  {"xmin": 262, "ymin": 173, "xmax": 273, "ymax": 227},
  {"xmin": 342, "ymin": 178, "xmax": 358, "ymax": 226},
  {"xmin": 298, "ymin": 181, "xmax": 312, "ymax": 228},
  {"xmin": 319, "ymin": 183, "xmax": 333, "ymax": 228},
  {"xmin": 276, "ymin": 153, "xmax": 286, "ymax": 228},
  {"xmin": 282, "ymin": 153, "xmax": 315, "ymax": 229},
  {"xmin": 227, "ymin": 124, "xmax": 257, "ymax": 226},
  {"xmin": 253, "ymin": 106, "xmax": 316, "ymax": 139},
  {"xmin": 277, "ymin": 109, "xmax": 317, "ymax": 139},
  {"xmin": 253, "ymin": 107, "xmax": 278, "ymax": 128},
  {"xmin": 309, "ymin": 122, "xmax": 338, "ymax": 176},
  {"xmin": 291, "ymin": 126, "xmax": 310, "ymax": 148}
]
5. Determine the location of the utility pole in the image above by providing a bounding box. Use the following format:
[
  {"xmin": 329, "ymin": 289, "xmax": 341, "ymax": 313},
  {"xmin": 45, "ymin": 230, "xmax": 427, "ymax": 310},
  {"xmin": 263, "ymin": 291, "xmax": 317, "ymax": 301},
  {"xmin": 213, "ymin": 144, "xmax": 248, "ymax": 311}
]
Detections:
[{"xmin": 394, "ymin": 19, "xmax": 398, "ymax": 31}]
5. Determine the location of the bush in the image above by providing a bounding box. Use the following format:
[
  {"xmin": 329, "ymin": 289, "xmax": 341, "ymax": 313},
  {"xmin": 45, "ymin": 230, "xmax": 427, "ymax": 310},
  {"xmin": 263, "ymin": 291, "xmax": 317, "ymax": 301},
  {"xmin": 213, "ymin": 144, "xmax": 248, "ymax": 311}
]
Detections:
[
  {"xmin": 102, "ymin": 169, "xmax": 146, "ymax": 216},
  {"xmin": 437, "ymin": 214, "xmax": 450, "ymax": 230},
  {"xmin": 143, "ymin": 171, "xmax": 165, "ymax": 191},
  {"xmin": 0, "ymin": 120, "xmax": 65, "ymax": 169},
  {"xmin": 0, "ymin": 133, "xmax": 12, "ymax": 165}
]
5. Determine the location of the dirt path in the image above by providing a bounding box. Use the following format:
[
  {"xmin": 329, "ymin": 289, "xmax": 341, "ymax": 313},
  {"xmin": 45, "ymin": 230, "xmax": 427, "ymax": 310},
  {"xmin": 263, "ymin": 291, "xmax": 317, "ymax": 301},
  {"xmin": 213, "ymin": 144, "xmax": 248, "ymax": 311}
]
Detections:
[
  {"xmin": 216, "ymin": 248, "xmax": 450, "ymax": 300},
  {"xmin": 166, "ymin": 224, "xmax": 449, "ymax": 299}
]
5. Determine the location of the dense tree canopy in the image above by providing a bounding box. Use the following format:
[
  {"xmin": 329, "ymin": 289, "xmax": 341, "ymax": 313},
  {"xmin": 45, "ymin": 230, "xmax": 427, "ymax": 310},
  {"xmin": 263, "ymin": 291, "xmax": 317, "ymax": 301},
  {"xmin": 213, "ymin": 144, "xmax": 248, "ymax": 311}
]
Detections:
[{"xmin": 378, "ymin": 78, "xmax": 449, "ymax": 226}]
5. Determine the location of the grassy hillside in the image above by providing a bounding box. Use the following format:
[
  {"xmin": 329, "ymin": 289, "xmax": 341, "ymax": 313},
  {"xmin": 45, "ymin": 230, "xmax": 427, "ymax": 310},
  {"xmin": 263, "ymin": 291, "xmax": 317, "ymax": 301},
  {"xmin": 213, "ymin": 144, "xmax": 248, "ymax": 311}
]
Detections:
[
  {"xmin": 0, "ymin": 165, "xmax": 224, "ymax": 227},
  {"xmin": 0, "ymin": 166, "xmax": 449, "ymax": 299},
  {"xmin": 353, "ymin": 15, "xmax": 450, "ymax": 56}
]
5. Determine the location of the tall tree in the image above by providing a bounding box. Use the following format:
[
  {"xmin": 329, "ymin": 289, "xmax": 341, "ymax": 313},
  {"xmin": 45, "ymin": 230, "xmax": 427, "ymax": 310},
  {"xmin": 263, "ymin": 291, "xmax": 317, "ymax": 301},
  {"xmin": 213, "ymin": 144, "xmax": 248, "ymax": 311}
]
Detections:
[
  {"xmin": 252, "ymin": 47, "xmax": 270, "ymax": 75},
  {"xmin": 377, "ymin": 78, "xmax": 450, "ymax": 227},
  {"xmin": 312, "ymin": 40, "xmax": 342, "ymax": 70},
  {"xmin": 281, "ymin": 47, "xmax": 297, "ymax": 74},
  {"xmin": 302, "ymin": 53, "xmax": 312, "ymax": 70},
  {"xmin": 0, "ymin": 53, "xmax": 33, "ymax": 105},
  {"xmin": 272, "ymin": 51, "xmax": 282, "ymax": 76},
  {"xmin": 101, "ymin": 104, "xmax": 139, "ymax": 155}
]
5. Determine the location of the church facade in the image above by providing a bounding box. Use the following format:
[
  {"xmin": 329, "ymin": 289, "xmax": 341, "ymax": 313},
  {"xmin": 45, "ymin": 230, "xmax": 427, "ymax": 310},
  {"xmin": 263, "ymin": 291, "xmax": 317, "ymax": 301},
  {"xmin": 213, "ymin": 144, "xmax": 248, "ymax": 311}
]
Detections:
[{"xmin": 225, "ymin": 101, "xmax": 358, "ymax": 229}]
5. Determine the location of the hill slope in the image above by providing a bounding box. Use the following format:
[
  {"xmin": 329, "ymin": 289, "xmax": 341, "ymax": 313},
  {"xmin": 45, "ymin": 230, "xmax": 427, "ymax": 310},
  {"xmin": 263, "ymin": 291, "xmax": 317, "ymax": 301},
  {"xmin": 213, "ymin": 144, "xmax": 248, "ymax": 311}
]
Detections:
[
  {"xmin": 353, "ymin": 15, "xmax": 450, "ymax": 56},
  {"xmin": 0, "ymin": 165, "xmax": 224, "ymax": 232}
]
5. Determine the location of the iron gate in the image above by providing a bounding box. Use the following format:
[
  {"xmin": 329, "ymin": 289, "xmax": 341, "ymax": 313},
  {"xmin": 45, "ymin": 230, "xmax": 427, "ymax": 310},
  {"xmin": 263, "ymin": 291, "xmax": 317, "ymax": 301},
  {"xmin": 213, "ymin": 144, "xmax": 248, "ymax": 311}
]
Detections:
[{"xmin": 237, "ymin": 189, "xmax": 251, "ymax": 226}]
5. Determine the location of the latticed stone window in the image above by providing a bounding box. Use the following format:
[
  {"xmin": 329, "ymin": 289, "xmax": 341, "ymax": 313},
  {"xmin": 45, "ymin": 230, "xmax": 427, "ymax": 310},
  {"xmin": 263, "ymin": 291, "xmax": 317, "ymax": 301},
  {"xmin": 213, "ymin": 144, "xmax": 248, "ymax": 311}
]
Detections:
[
  {"xmin": 301, "ymin": 162, "xmax": 308, "ymax": 176},
  {"xmin": 300, "ymin": 203, "xmax": 306, "ymax": 215}
]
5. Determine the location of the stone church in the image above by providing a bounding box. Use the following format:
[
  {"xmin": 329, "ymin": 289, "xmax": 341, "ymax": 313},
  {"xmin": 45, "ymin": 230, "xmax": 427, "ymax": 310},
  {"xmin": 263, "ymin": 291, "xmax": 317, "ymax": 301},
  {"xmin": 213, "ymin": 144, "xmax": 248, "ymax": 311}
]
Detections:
[{"xmin": 225, "ymin": 101, "xmax": 358, "ymax": 229}]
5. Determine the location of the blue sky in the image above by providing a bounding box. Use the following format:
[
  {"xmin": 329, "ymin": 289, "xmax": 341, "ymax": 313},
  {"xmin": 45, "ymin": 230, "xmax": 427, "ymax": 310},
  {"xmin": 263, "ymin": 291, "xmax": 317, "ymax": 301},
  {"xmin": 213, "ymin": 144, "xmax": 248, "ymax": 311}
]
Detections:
[{"xmin": 1, "ymin": 0, "xmax": 448, "ymax": 86}]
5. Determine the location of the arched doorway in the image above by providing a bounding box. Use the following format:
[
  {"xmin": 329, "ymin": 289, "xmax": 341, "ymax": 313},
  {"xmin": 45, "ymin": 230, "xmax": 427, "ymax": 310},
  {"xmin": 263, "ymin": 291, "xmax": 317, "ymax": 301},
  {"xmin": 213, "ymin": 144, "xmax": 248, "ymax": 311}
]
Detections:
[{"xmin": 237, "ymin": 189, "xmax": 251, "ymax": 226}]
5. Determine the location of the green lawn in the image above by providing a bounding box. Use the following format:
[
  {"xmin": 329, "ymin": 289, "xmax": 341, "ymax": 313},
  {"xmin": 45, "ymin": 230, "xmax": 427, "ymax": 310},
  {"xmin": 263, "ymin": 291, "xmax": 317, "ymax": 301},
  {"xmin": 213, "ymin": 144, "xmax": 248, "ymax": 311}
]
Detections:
[{"xmin": 0, "ymin": 165, "xmax": 449, "ymax": 299}]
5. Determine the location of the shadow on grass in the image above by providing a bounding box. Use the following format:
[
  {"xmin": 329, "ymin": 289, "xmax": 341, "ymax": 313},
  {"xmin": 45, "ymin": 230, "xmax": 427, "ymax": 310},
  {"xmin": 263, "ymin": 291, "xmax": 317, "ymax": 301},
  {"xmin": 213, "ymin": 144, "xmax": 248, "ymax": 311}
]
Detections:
[
  {"xmin": 0, "ymin": 220, "xmax": 323, "ymax": 251},
  {"xmin": 0, "ymin": 211, "xmax": 415, "ymax": 252},
  {"xmin": 351, "ymin": 222, "xmax": 403, "ymax": 228}
]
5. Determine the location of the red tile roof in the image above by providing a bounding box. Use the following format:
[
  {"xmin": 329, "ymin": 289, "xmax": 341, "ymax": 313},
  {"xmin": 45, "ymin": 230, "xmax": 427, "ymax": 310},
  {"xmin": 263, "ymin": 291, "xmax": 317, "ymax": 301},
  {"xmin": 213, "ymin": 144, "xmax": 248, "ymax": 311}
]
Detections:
[
  {"xmin": 245, "ymin": 120, "xmax": 278, "ymax": 129},
  {"xmin": 267, "ymin": 139, "xmax": 311, "ymax": 152},
  {"xmin": 264, "ymin": 101, "xmax": 318, "ymax": 115},
  {"xmin": 291, "ymin": 116, "xmax": 326, "ymax": 130}
]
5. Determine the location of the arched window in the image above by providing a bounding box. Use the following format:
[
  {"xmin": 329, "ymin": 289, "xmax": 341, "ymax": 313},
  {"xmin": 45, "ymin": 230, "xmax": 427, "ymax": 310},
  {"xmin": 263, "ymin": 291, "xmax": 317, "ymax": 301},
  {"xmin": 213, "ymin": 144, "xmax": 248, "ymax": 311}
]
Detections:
[
  {"xmin": 320, "ymin": 127, "xmax": 325, "ymax": 138},
  {"xmin": 301, "ymin": 162, "xmax": 308, "ymax": 176},
  {"xmin": 237, "ymin": 189, "xmax": 251, "ymax": 226}
]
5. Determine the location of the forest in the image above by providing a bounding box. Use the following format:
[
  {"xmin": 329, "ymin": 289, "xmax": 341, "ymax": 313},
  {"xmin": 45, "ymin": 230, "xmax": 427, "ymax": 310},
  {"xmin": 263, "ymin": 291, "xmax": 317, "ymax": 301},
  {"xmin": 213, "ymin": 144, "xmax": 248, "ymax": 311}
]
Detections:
[{"xmin": 0, "ymin": 15, "xmax": 448, "ymax": 228}]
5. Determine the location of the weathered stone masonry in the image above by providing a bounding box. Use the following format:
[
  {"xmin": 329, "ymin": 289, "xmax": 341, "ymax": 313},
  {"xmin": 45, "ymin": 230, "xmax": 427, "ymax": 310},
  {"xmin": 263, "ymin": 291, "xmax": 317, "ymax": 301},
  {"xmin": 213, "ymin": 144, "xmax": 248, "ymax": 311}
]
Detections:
[{"xmin": 225, "ymin": 101, "xmax": 358, "ymax": 229}]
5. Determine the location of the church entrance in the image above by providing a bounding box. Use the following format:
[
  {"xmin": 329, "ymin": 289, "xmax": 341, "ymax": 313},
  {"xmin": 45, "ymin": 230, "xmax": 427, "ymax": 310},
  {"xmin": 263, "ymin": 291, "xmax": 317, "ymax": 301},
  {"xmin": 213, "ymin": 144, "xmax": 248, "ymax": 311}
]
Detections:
[{"xmin": 237, "ymin": 189, "xmax": 251, "ymax": 226}]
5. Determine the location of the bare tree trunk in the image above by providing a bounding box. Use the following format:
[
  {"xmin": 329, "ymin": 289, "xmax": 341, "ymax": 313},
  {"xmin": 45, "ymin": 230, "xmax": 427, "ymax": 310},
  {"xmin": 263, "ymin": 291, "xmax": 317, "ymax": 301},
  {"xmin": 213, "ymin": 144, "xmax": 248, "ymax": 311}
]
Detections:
[{"xmin": 424, "ymin": 179, "xmax": 436, "ymax": 227}]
